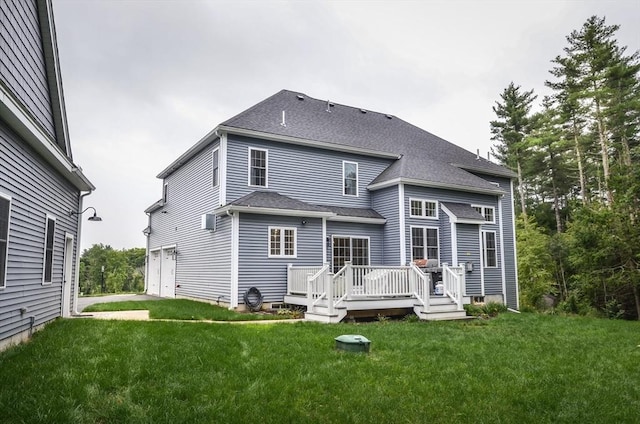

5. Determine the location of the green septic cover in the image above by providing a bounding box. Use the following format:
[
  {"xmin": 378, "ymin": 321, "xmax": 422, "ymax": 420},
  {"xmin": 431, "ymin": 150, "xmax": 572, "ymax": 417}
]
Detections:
[{"xmin": 335, "ymin": 335, "xmax": 370, "ymax": 344}]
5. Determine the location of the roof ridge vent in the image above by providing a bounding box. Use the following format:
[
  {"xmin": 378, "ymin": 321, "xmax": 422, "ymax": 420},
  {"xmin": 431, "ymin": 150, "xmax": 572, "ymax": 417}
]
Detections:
[
  {"xmin": 296, "ymin": 95, "xmax": 304, "ymax": 100},
  {"xmin": 360, "ymin": 109, "xmax": 367, "ymax": 114},
  {"xmin": 385, "ymin": 114, "xmax": 392, "ymax": 119}
]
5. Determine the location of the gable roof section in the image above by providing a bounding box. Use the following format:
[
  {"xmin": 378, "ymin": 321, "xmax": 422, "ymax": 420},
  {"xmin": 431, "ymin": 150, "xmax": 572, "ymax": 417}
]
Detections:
[
  {"xmin": 214, "ymin": 191, "xmax": 386, "ymax": 224},
  {"xmin": 216, "ymin": 191, "xmax": 334, "ymax": 218},
  {"xmin": 440, "ymin": 202, "xmax": 486, "ymax": 224},
  {"xmin": 221, "ymin": 90, "xmax": 514, "ymax": 188},
  {"xmin": 0, "ymin": 0, "xmax": 93, "ymax": 191},
  {"xmin": 159, "ymin": 89, "xmax": 514, "ymax": 194}
]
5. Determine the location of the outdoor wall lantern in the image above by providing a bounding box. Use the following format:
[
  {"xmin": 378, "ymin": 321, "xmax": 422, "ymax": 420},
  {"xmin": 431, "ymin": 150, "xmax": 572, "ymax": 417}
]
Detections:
[{"xmin": 69, "ymin": 206, "xmax": 103, "ymax": 222}]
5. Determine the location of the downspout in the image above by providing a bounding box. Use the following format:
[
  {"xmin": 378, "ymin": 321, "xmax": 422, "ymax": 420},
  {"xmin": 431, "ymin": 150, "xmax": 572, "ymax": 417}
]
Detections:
[{"xmin": 72, "ymin": 191, "xmax": 92, "ymax": 315}]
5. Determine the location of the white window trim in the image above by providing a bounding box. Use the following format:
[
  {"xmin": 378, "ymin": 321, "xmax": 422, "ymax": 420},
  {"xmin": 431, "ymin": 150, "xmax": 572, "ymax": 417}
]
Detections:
[
  {"xmin": 471, "ymin": 204, "xmax": 496, "ymax": 224},
  {"xmin": 268, "ymin": 226, "xmax": 297, "ymax": 258},
  {"xmin": 0, "ymin": 192, "xmax": 11, "ymax": 289},
  {"xmin": 342, "ymin": 161, "xmax": 359, "ymax": 197},
  {"xmin": 482, "ymin": 230, "xmax": 498, "ymax": 268},
  {"xmin": 42, "ymin": 215, "xmax": 56, "ymax": 285},
  {"xmin": 409, "ymin": 198, "xmax": 439, "ymax": 220},
  {"xmin": 409, "ymin": 225, "xmax": 440, "ymax": 263},
  {"xmin": 331, "ymin": 235, "xmax": 371, "ymax": 272},
  {"xmin": 248, "ymin": 147, "xmax": 268, "ymax": 188},
  {"xmin": 212, "ymin": 147, "xmax": 220, "ymax": 188}
]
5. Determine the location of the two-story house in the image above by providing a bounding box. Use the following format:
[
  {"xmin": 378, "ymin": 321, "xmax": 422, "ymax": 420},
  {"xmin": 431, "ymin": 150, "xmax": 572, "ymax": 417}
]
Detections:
[
  {"xmin": 0, "ymin": 0, "xmax": 95, "ymax": 350},
  {"xmin": 145, "ymin": 90, "xmax": 518, "ymax": 322}
]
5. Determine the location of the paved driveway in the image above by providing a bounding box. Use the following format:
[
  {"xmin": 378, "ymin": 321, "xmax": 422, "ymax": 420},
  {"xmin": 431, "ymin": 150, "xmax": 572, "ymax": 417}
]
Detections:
[{"xmin": 77, "ymin": 294, "xmax": 161, "ymax": 312}]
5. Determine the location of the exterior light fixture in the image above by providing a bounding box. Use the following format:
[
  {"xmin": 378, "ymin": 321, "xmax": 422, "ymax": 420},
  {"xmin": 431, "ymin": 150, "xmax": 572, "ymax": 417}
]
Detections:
[{"xmin": 69, "ymin": 206, "xmax": 102, "ymax": 221}]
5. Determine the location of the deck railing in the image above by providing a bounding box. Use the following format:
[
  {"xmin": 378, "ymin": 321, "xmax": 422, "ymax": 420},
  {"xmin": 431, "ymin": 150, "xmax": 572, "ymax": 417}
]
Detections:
[
  {"xmin": 442, "ymin": 263, "xmax": 465, "ymax": 311},
  {"xmin": 289, "ymin": 262, "xmax": 435, "ymax": 313},
  {"xmin": 287, "ymin": 264, "xmax": 324, "ymax": 295}
]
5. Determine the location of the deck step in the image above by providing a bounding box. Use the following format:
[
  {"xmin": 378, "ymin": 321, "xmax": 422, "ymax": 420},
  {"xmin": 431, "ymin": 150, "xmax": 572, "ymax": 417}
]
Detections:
[{"xmin": 418, "ymin": 310, "xmax": 470, "ymax": 321}]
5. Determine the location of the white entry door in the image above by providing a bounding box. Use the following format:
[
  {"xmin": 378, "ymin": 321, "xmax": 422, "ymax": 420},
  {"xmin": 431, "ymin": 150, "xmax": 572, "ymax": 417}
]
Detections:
[
  {"xmin": 160, "ymin": 247, "xmax": 176, "ymax": 298},
  {"xmin": 147, "ymin": 250, "xmax": 161, "ymax": 296}
]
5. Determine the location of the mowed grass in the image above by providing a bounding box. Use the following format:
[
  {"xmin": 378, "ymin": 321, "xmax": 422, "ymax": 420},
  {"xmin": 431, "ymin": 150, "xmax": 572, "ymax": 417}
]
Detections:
[
  {"xmin": 83, "ymin": 298, "xmax": 289, "ymax": 320},
  {"xmin": 0, "ymin": 313, "xmax": 639, "ymax": 424}
]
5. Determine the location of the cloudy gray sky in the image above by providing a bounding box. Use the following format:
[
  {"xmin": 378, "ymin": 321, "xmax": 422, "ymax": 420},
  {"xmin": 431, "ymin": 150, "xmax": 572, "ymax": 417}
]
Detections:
[{"xmin": 51, "ymin": 0, "xmax": 639, "ymax": 251}]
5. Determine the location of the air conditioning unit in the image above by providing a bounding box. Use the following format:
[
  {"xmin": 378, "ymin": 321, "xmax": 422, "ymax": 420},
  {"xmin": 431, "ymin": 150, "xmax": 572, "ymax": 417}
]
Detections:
[{"xmin": 201, "ymin": 213, "xmax": 216, "ymax": 231}]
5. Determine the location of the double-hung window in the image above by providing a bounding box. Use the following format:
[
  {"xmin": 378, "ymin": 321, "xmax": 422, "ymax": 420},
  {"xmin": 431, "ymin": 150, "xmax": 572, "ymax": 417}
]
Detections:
[
  {"xmin": 410, "ymin": 227, "xmax": 439, "ymax": 261},
  {"xmin": 43, "ymin": 216, "xmax": 56, "ymax": 284},
  {"xmin": 343, "ymin": 161, "xmax": 358, "ymax": 196},
  {"xmin": 472, "ymin": 205, "xmax": 495, "ymax": 224},
  {"xmin": 482, "ymin": 231, "xmax": 497, "ymax": 268},
  {"xmin": 212, "ymin": 148, "xmax": 219, "ymax": 187},
  {"xmin": 249, "ymin": 148, "xmax": 268, "ymax": 187},
  {"xmin": 269, "ymin": 227, "xmax": 296, "ymax": 258},
  {"xmin": 0, "ymin": 194, "xmax": 10, "ymax": 288},
  {"xmin": 409, "ymin": 198, "xmax": 438, "ymax": 219}
]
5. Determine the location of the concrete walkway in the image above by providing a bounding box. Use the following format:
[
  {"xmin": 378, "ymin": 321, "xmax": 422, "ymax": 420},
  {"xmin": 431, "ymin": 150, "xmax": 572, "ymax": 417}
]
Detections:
[
  {"xmin": 77, "ymin": 293, "xmax": 160, "ymax": 312},
  {"xmin": 76, "ymin": 310, "xmax": 305, "ymax": 324}
]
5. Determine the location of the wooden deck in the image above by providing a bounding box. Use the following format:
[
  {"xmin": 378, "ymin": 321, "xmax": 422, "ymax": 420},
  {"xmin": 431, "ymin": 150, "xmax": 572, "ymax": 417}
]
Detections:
[{"xmin": 285, "ymin": 262, "xmax": 468, "ymax": 323}]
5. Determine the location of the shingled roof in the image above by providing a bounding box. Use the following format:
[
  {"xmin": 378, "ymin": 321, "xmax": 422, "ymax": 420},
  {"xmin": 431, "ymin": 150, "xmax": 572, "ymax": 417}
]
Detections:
[{"xmin": 221, "ymin": 90, "xmax": 514, "ymax": 192}]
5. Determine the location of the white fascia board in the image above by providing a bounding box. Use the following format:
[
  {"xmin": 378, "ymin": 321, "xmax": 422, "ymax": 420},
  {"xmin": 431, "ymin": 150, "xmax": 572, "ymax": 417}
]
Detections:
[
  {"xmin": 214, "ymin": 204, "xmax": 335, "ymax": 219},
  {"xmin": 0, "ymin": 86, "xmax": 94, "ymax": 191},
  {"xmin": 368, "ymin": 177, "xmax": 504, "ymax": 196},
  {"xmin": 440, "ymin": 204, "xmax": 485, "ymax": 225},
  {"xmin": 327, "ymin": 216, "xmax": 386, "ymax": 225},
  {"xmin": 38, "ymin": 0, "xmax": 72, "ymax": 157},
  {"xmin": 157, "ymin": 127, "xmax": 220, "ymax": 179},
  {"xmin": 218, "ymin": 125, "xmax": 401, "ymax": 160}
]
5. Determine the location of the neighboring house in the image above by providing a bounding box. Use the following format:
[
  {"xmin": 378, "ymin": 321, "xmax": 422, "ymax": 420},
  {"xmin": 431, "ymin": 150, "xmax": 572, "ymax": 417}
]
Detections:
[
  {"xmin": 0, "ymin": 0, "xmax": 94, "ymax": 350},
  {"xmin": 145, "ymin": 89, "xmax": 518, "ymax": 322}
]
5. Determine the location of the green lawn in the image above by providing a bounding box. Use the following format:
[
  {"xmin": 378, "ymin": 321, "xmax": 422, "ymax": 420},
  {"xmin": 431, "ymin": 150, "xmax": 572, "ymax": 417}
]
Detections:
[
  {"xmin": 0, "ymin": 313, "xmax": 638, "ymax": 423},
  {"xmin": 83, "ymin": 298, "xmax": 292, "ymax": 320}
]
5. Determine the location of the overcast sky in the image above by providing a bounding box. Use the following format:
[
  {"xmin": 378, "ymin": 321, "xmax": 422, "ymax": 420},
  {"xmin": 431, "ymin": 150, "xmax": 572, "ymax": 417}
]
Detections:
[{"xmin": 51, "ymin": 0, "xmax": 639, "ymax": 252}]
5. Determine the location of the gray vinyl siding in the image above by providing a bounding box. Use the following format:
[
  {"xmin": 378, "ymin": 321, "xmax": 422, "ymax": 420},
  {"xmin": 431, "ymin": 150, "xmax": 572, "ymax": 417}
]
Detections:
[
  {"xmin": 237, "ymin": 214, "xmax": 322, "ymax": 304},
  {"xmin": 457, "ymin": 224, "xmax": 480, "ymax": 295},
  {"xmin": 325, "ymin": 221, "xmax": 384, "ymax": 267},
  {"xmin": 0, "ymin": 0, "xmax": 55, "ymax": 139},
  {"xmin": 490, "ymin": 175, "xmax": 518, "ymax": 307},
  {"xmin": 225, "ymin": 134, "xmax": 394, "ymax": 207},
  {"xmin": 439, "ymin": 211, "xmax": 452, "ymax": 266},
  {"xmin": 0, "ymin": 120, "xmax": 79, "ymax": 343},
  {"xmin": 147, "ymin": 142, "xmax": 232, "ymax": 302},
  {"xmin": 403, "ymin": 185, "xmax": 499, "ymax": 266},
  {"xmin": 371, "ymin": 185, "xmax": 400, "ymax": 265}
]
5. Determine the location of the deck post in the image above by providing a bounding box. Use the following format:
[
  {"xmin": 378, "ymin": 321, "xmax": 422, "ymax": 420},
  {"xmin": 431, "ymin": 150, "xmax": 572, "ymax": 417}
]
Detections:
[
  {"xmin": 345, "ymin": 261, "xmax": 353, "ymax": 300},
  {"xmin": 457, "ymin": 263, "xmax": 465, "ymax": 311},
  {"xmin": 327, "ymin": 272, "xmax": 334, "ymax": 315},
  {"xmin": 307, "ymin": 276, "xmax": 313, "ymax": 313}
]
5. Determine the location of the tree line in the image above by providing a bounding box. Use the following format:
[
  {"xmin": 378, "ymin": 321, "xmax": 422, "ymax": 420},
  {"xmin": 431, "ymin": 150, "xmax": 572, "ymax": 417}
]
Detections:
[
  {"xmin": 491, "ymin": 16, "xmax": 639, "ymax": 319},
  {"xmin": 79, "ymin": 244, "xmax": 146, "ymax": 295}
]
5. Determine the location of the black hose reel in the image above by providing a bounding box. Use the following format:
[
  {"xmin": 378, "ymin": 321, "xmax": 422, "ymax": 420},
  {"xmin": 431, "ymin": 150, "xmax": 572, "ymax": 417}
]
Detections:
[{"xmin": 243, "ymin": 287, "xmax": 264, "ymax": 312}]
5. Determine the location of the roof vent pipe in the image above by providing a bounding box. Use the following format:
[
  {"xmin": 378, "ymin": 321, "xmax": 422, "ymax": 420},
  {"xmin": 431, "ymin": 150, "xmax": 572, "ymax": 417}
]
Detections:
[
  {"xmin": 476, "ymin": 149, "xmax": 480, "ymax": 160},
  {"xmin": 326, "ymin": 100, "xmax": 331, "ymax": 112},
  {"xmin": 280, "ymin": 110, "xmax": 286, "ymax": 127},
  {"xmin": 487, "ymin": 152, "xmax": 490, "ymax": 162}
]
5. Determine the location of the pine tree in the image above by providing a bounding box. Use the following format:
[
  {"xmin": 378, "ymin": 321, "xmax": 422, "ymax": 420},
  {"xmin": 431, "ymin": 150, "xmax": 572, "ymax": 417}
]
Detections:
[{"xmin": 490, "ymin": 82, "xmax": 537, "ymax": 217}]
